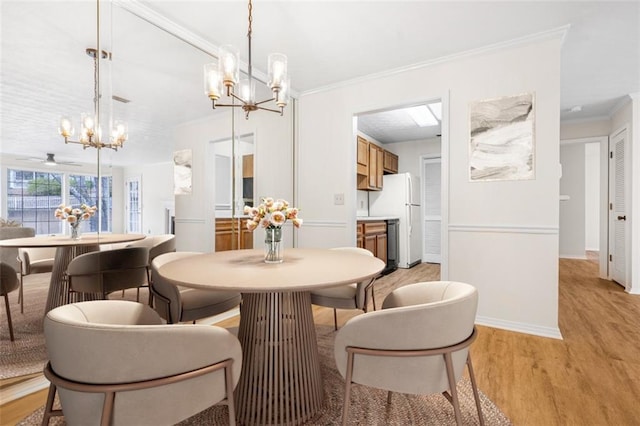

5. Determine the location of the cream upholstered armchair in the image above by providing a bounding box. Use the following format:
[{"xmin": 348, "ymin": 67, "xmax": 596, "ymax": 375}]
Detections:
[
  {"xmin": 126, "ymin": 234, "xmax": 176, "ymax": 305},
  {"xmin": 17, "ymin": 246, "xmax": 55, "ymax": 312},
  {"xmin": 310, "ymin": 247, "xmax": 378, "ymax": 330},
  {"xmin": 150, "ymin": 252, "xmax": 242, "ymax": 324},
  {"xmin": 1, "ymin": 262, "xmax": 21, "ymax": 341},
  {"xmin": 0, "ymin": 226, "xmax": 35, "ymax": 313},
  {"xmin": 42, "ymin": 300, "xmax": 242, "ymax": 426},
  {"xmin": 334, "ymin": 281, "xmax": 484, "ymax": 426},
  {"xmin": 66, "ymin": 247, "xmax": 149, "ymax": 301}
]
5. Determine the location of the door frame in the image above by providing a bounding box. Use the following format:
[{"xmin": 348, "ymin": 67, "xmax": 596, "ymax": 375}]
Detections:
[{"xmin": 608, "ymin": 125, "xmax": 631, "ymax": 289}]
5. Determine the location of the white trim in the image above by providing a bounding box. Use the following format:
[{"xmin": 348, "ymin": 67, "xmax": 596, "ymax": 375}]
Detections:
[
  {"xmin": 449, "ymin": 224, "xmax": 558, "ymax": 234},
  {"xmin": 609, "ymin": 95, "xmax": 632, "ymax": 119},
  {"xmin": 0, "ymin": 375, "xmax": 49, "ymax": 404},
  {"xmin": 560, "ymin": 115, "xmax": 612, "ymax": 125},
  {"xmin": 174, "ymin": 218, "xmax": 205, "ymax": 224},
  {"xmin": 301, "ymin": 26, "xmax": 569, "ymax": 97},
  {"xmin": 559, "ymin": 254, "xmax": 588, "ymax": 260},
  {"xmin": 302, "ymin": 220, "xmax": 348, "ymax": 228},
  {"xmin": 560, "ymin": 136, "xmax": 608, "ymax": 146},
  {"xmin": 630, "ymin": 93, "xmax": 640, "ymax": 294},
  {"xmin": 476, "ymin": 316, "xmax": 563, "ymax": 340},
  {"xmin": 440, "ymin": 91, "xmax": 451, "ymax": 280}
]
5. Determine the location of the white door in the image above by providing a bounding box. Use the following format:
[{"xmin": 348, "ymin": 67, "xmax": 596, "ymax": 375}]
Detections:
[
  {"xmin": 422, "ymin": 157, "xmax": 441, "ymax": 263},
  {"xmin": 609, "ymin": 128, "xmax": 628, "ymax": 287},
  {"xmin": 125, "ymin": 176, "xmax": 142, "ymax": 234}
]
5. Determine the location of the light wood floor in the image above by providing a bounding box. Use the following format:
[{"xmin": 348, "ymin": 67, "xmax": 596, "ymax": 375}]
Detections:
[{"xmin": 2, "ymin": 258, "xmax": 639, "ymax": 425}]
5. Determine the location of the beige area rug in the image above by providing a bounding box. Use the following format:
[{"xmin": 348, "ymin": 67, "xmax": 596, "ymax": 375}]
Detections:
[
  {"xmin": 18, "ymin": 324, "xmax": 511, "ymax": 425},
  {"xmin": 11, "ymin": 263, "xmax": 511, "ymax": 425},
  {"xmin": 0, "ymin": 273, "xmax": 144, "ymax": 379}
]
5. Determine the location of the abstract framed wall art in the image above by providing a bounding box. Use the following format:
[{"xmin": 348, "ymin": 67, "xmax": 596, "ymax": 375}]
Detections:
[
  {"xmin": 173, "ymin": 149, "xmax": 192, "ymax": 195},
  {"xmin": 469, "ymin": 92, "xmax": 535, "ymax": 181}
]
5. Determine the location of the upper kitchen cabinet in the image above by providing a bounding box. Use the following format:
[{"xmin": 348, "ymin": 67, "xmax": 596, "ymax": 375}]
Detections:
[
  {"xmin": 356, "ymin": 135, "xmax": 397, "ymax": 191},
  {"xmin": 383, "ymin": 150, "xmax": 398, "ymax": 174},
  {"xmin": 357, "ymin": 136, "xmax": 369, "ymax": 176}
]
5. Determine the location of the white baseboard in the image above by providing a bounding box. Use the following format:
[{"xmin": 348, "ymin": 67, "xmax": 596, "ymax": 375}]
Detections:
[
  {"xmin": 476, "ymin": 315, "xmax": 563, "ymax": 340},
  {"xmin": 559, "ymin": 254, "xmax": 588, "ymax": 260}
]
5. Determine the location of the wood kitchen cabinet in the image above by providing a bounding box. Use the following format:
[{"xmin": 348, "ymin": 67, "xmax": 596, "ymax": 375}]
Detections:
[
  {"xmin": 356, "ymin": 136, "xmax": 369, "ymax": 176},
  {"xmin": 357, "ymin": 136, "xmax": 397, "ymax": 190},
  {"xmin": 242, "ymin": 155, "xmax": 254, "ymax": 178},
  {"xmin": 357, "ymin": 137, "xmax": 383, "ymax": 191},
  {"xmin": 383, "ymin": 150, "xmax": 398, "ymax": 174},
  {"xmin": 215, "ymin": 218, "xmax": 254, "ymax": 251},
  {"xmin": 358, "ymin": 220, "xmax": 387, "ymax": 264}
]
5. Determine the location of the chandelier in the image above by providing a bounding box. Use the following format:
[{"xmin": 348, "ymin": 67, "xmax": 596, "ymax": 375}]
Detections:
[
  {"xmin": 204, "ymin": 0, "xmax": 290, "ymax": 119},
  {"xmin": 58, "ymin": 0, "xmax": 128, "ymax": 151}
]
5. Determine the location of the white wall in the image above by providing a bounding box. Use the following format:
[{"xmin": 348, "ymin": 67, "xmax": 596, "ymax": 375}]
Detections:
[
  {"xmin": 559, "ymin": 143, "xmax": 586, "ymax": 258},
  {"xmin": 174, "ymin": 106, "xmax": 294, "ymax": 253},
  {"xmin": 298, "ymin": 33, "xmax": 564, "ymax": 338},
  {"xmin": 386, "ymin": 137, "xmax": 441, "ymax": 176},
  {"xmin": 585, "ymin": 143, "xmax": 600, "ymax": 251}
]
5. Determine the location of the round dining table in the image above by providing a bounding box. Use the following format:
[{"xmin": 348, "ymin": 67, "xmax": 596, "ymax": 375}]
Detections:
[
  {"xmin": 0, "ymin": 233, "xmax": 145, "ymax": 313},
  {"xmin": 157, "ymin": 247, "xmax": 385, "ymax": 426}
]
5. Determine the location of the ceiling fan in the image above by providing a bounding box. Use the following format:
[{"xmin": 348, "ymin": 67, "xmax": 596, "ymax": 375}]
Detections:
[{"xmin": 15, "ymin": 153, "xmax": 82, "ymax": 167}]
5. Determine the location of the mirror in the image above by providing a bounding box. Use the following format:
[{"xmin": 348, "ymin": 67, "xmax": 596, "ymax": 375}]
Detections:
[{"xmin": 213, "ymin": 134, "xmax": 255, "ymax": 251}]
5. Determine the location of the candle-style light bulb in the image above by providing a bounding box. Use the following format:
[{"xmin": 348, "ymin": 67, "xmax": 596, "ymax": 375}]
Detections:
[{"xmin": 58, "ymin": 116, "xmax": 74, "ymax": 138}]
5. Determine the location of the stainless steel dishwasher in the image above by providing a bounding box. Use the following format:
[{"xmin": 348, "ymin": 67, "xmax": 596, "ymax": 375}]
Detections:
[{"xmin": 384, "ymin": 218, "xmax": 399, "ymax": 274}]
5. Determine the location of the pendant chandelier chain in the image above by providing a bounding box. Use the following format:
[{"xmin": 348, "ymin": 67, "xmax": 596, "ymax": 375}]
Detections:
[{"xmin": 247, "ymin": 0, "xmax": 253, "ymax": 85}]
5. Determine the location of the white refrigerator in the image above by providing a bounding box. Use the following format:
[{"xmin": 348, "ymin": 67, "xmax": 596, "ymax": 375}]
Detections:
[{"xmin": 369, "ymin": 172, "xmax": 422, "ymax": 268}]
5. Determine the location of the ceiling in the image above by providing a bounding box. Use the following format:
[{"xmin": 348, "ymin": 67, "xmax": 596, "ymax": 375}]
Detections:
[{"xmin": 1, "ymin": 1, "xmax": 638, "ymax": 165}]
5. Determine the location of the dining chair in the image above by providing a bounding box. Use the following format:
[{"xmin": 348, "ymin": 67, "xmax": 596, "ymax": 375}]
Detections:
[
  {"xmin": 334, "ymin": 281, "xmax": 484, "ymax": 426},
  {"xmin": 66, "ymin": 247, "xmax": 149, "ymax": 301},
  {"xmin": 150, "ymin": 251, "xmax": 242, "ymax": 324},
  {"xmin": 17, "ymin": 246, "xmax": 55, "ymax": 313},
  {"xmin": 310, "ymin": 247, "xmax": 378, "ymax": 330},
  {"xmin": 0, "ymin": 226, "xmax": 35, "ymax": 313},
  {"xmin": 1, "ymin": 262, "xmax": 21, "ymax": 341},
  {"xmin": 126, "ymin": 234, "xmax": 176, "ymax": 305},
  {"xmin": 42, "ymin": 300, "xmax": 242, "ymax": 426}
]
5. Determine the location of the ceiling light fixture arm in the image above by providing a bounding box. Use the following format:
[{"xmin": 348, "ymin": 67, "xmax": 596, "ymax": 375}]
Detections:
[{"xmin": 204, "ymin": 0, "xmax": 289, "ymax": 119}]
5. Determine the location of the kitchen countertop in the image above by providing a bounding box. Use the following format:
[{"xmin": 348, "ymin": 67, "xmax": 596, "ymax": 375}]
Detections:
[{"xmin": 357, "ymin": 216, "xmax": 399, "ymax": 222}]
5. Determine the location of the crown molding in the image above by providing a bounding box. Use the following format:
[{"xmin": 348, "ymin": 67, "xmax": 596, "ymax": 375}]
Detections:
[{"xmin": 300, "ymin": 25, "xmax": 570, "ymax": 97}]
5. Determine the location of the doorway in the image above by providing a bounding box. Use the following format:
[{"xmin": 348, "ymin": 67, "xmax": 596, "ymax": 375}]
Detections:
[
  {"xmin": 354, "ymin": 97, "xmax": 447, "ymax": 272},
  {"xmin": 609, "ymin": 126, "xmax": 629, "ymax": 288}
]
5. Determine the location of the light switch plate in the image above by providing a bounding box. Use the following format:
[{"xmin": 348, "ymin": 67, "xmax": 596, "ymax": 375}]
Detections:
[{"xmin": 334, "ymin": 193, "xmax": 344, "ymax": 205}]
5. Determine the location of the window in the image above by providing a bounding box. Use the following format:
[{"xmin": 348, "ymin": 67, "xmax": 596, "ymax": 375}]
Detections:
[
  {"xmin": 6, "ymin": 168, "xmax": 113, "ymax": 235},
  {"xmin": 69, "ymin": 174, "xmax": 113, "ymax": 233},
  {"xmin": 125, "ymin": 176, "xmax": 142, "ymax": 233},
  {"xmin": 6, "ymin": 169, "xmax": 63, "ymax": 234}
]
